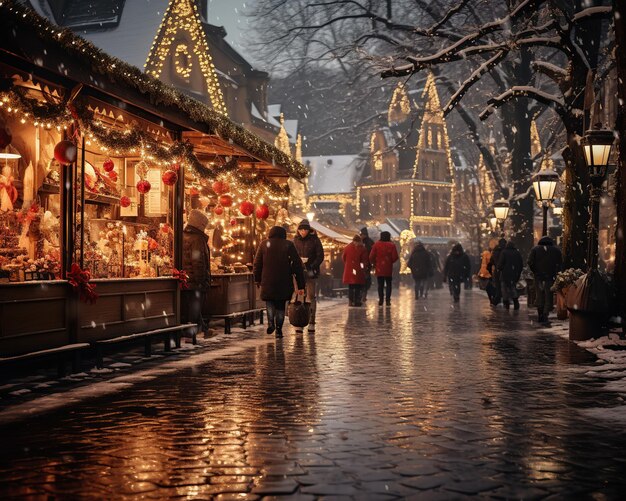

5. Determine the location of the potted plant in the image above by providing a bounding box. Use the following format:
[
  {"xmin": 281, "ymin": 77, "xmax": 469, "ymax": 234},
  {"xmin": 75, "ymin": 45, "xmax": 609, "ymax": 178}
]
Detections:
[{"xmin": 551, "ymin": 268, "xmax": 584, "ymax": 319}]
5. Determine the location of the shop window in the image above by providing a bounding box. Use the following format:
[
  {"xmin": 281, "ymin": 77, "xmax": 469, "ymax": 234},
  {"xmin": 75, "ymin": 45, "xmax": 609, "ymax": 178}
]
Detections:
[
  {"xmin": 372, "ymin": 194, "xmax": 381, "ymax": 214},
  {"xmin": 421, "ymin": 191, "xmax": 429, "ymax": 214},
  {"xmin": 384, "ymin": 193, "xmax": 393, "ymax": 214},
  {"xmin": 360, "ymin": 195, "xmax": 370, "ymax": 217},
  {"xmin": 0, "ymin": 113, "xmax": 62, "ymax": 283},
  {"xmin": 394, "ymin": 193, "xmax": 403, "ymax": 214}
]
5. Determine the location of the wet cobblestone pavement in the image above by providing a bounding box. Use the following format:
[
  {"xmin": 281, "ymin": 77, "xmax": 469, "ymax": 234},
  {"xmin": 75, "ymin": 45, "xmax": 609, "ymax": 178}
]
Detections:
[{"xmin": 1, "ymin": 287, "xmax": 626, "ymax": 499}]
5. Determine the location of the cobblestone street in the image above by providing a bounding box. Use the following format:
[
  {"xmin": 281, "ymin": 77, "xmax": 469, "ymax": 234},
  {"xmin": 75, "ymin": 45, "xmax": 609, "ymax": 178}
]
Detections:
[{"xmin": 1, "ymin": 287, "xmax": 626, "ymax": 499}]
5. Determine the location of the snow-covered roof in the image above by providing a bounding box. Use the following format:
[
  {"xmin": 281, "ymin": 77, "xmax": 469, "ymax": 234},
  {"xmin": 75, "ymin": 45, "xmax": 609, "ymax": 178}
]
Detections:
[
  {"xmin": 386, "ymin": 218, "xmax": 410, "ymax": 233},
  {"xmin": 304, "ymin": 154, "xmax": 365, "ymax": 195},
  {"xmin": 250, "ymin": 102, "xmax": 265, "ymax": 121},
  {"xmin": 267, "ymin": 104, "xmax": 281, "ymax": 117},
  {"xmin": 284, "ymin": 119, "xmax": 298, "ymax": 141},
  {"xmin": 297, "ymin": 218, "xmax": 351, "ymax": 244},
  {"xmin": 377, "ymin": 223, "xmax": 400, "ymax": 239}
]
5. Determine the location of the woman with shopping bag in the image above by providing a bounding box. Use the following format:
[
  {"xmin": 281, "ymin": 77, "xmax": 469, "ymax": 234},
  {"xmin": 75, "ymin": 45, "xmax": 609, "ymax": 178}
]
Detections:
[{"xmin": 253, "ymin": 226, "xmax": 305, "ymax": 338}]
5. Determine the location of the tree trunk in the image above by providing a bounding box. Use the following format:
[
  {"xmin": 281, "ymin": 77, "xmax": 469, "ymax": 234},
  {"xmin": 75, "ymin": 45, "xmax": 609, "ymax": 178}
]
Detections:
[
  {"xmin": 504, "ymin": 50, "xmax": 534, "ymax": 258},
  {"xmin": 613, "ymin": 0, "xmax": 626, "ymax": 331},
  {"xmin": 562, "ymin": 138, "xmax": 590, "ymax": 270}
]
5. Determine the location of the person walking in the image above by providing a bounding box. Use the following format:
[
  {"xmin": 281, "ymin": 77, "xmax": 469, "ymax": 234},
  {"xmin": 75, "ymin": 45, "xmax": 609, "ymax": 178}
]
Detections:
[
  {"xmin": 528, "ymin": 235, "xmax": 562, "ymax": 323},
  {"xmin": 342, "ymin": 235, "xmax": 369, "ymax": 306},
  {"xmin": 181, "ymin": 209, "xmax": 211, "ymax": 335},
  {"xmin": 369, "ymin": 231, "xmax": 399, "ymax": 306},
  {"xmin": 488, "ymin": 238, "xmax": 507, "ymax": 306},
  {"xmin": 478, "ymin": 239, "xmax": 496, "ymax": 303},
  {"xmin": 254, "ymin": 226, "xmax": 305, "ymax": 338},
  {"xmin": 359, "ymin": 227, "xmax": 375, "ymax": 303},
  {"xmin": 443, "ymin": 243, "xmax": 471, "ymax": 302},
  {"xmin": 293, "ymin": 219, "xmax": 324, "ymax": 332},
  {"xmin": 407, "ymin": 241, "xmax": 434, "ymax": 299},
  {"xmin": 497, "ymin": 241, "xmax": 524, "ymax": 310}
]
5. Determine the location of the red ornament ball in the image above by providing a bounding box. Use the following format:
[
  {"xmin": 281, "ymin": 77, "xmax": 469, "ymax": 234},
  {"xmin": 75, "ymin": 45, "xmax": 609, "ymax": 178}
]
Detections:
[
  {"xmin": 103, "ymin": 158, "xmax": 115, "ymax": 172},
  {"xmin": 211, "ymin": 180, "xmax": 229, "ymax": 195},
  {"xmin": 213, "ymin": 206, "xmax": 224, "ymax": 216},
  {"xmin": 230, "ymin": 218, "xmax": 237, "ymax": 226},
  {"xmin": 161, "ymin": 223, "xmax": 171, "ymax": 234},
  {"xmin": 162, "ymin": 169, "xmax": 178, "ymax": 186},
  {"xmin": 255, "ymin": 204, "xmax": 270, "ymax": 220},
  {"xmin": 54, "ymin": 140, "xmax": 77, "ymax": 164},
  {"xmin": 120, "ymin": 196, "xmax": 131, "ymax": 208},
  {"xmin": 136, "ymin": 179, "xmax": 151, "ymax": 194},
  {"xmin": 0, "ymin": 128, "xmax": 12, "ymax": 149},
  {"xmin": 239, "ymin": 201, "xmax": 254, "ymax": 216},
  {"xmin": 107, "ymin": 170, "xmax": 118, "ymax": 182},
  {"xmin": 148, "ymin": 238, "xmax": 159, "ymax": 251},
  {"xmin": 219, "ymin": 194, "xmax": 233, "ymax": 207},
  {"xmin": 189, "ymin": 186, "xmax": 200, "ymax": 196}
]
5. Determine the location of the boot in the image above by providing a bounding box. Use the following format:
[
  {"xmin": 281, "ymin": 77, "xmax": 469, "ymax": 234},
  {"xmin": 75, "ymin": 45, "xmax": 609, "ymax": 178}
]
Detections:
[
  {"xmin": 266, "ymin": 322, "xmax": 275, "ymax": 335},
  {"xmin": 513, "ymin": 299, "xmax": 520, "ymax": 310},
  {"xmin": 537, "ymin": 308, "xmax": 545, "ymax": 323},
  {"xmin": 503, "ymin": 300, "xmax": 510, "ymax": 310}
]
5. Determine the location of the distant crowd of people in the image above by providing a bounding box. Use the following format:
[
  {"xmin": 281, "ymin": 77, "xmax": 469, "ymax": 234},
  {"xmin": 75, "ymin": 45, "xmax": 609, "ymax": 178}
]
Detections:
[{"xmin": 181, "ymin": 209, "xmax": 565, "ymax": 339}]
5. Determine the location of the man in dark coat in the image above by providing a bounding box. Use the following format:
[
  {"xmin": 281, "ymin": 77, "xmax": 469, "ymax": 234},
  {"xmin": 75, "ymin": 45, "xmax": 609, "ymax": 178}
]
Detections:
[
  {"xmin": 488, "ymin": 238, "xmax": 507, "ymax": 306},
  {"xmin": 443, "ymin": 243, "xmax": 471, "ymax": 302},
  {"xmin": 181, "ymin": 209, "xmax": 210, "ymax": 334},
  {"xmin": 293, "ymin": 219, "xmax": 324, "ymax": 331},
  {"xmin": 254, "ymin": 226, "xmax": 305, "ymax": 337},
  {"xmin": 497, "ymin": 241, "xmax": 524, "ymax": 310},
  {"xmin": 359, "ymin": 227, "xmax": 375, "ymax": 302},
  {"xmin": 407, "ymin": 241, "xmax": 434, "ymax": 299},
  {"xmin": 528, "ymin": 236, "xmax": 562, "ymax": 323}
]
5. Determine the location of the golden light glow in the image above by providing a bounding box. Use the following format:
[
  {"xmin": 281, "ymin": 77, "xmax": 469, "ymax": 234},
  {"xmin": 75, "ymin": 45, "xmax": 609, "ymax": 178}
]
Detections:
[{"xmin": 145, "ymin": 0, "xmax": 227, "ymax": 114}]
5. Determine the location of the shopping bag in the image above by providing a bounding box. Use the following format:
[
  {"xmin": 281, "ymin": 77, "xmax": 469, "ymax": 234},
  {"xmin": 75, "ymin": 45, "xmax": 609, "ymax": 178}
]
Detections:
[{"xmin": 288, "ymin": 294, "xmax": 310, "ymax": 327}]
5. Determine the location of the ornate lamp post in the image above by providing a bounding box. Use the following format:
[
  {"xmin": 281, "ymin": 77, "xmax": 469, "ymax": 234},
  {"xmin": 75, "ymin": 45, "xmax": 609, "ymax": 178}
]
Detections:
[
  {"xmin": 532, "ymin": 167, "xmax": 559, "ymax": 236},
  {"xmin": 569, "ymin": 126, "xmax": 615, "ymax": 341},
  {"xmin": 492, "ymin": 199, "xmax": 510, "ymax": 235},
  {"xmin": 581, "ymin": 127, "xmax": 615, "ymax": 270}
]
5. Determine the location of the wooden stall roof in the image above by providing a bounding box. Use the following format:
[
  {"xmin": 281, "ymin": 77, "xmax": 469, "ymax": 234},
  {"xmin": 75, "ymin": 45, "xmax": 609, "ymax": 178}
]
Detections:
[{"xmin": 0, "ymin": 0, "xmax": 307, "ymax": 180}]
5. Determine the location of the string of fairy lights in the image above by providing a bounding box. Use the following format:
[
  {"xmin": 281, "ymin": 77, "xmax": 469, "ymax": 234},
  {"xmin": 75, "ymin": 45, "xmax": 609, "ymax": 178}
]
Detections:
[
  {"xmin": 0, "ymin": 0, "xmax": 307, "ymax": 182},
  {"xmin": 0, "ymin": 88, "xmax": 291, "ymax": 197}
]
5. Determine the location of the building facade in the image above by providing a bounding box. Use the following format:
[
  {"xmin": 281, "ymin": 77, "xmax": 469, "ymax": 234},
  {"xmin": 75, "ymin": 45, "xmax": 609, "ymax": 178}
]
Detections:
[{"xmin": 357, "ymin": 75, "xmax": 456, "ymax": 238}]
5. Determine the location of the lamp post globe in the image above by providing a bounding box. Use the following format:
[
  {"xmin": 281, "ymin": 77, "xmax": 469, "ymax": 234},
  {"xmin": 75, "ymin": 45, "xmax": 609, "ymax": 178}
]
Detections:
[
  {"xmin": 581, "ymin": 128, "xmax": 615, "ymax": 184},
  {"xmin": 532, "ymin": 168, "xmax": 559, "ymax": 236},
  {"xmin": 493, "ymin": 199, "xmax": 510, "ymax": 221}
]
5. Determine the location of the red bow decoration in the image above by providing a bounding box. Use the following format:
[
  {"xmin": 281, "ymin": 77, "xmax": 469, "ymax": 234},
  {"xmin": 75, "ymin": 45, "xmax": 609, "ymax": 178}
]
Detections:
[
  {"xmin": 172, "ymin": 268, "xmax": 189, "ymax": 290},
  {"xmin": 67, "ymin": 263, "xmax": 98, "ymax": 304}
]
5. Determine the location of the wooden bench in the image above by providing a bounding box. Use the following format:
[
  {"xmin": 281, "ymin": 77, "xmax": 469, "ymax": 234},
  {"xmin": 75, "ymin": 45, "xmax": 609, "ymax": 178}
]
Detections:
[
  {"xmin": 331, "ymin": 288, "xmax": 349, "ymax": 298},
  {"xmin": 93, "ymin": 323, "xmax": 197, "ymax": 369},
  {"xmin": 0, "ymin": 343, "xmax": 90, "ymax": 377},
  {"xmin": 210, "ymin": 308, "xmax": 264, "ymax": 334}
]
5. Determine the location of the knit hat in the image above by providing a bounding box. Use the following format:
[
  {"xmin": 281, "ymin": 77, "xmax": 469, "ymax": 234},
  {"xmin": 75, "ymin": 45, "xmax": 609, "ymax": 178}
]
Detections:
[
  {"xmin": 187, "ymin": 209, "xmax": 209, "ymax": 232},
  {"xmin": 380, "ymin": 231, "xmax": 391, "ymax": 242},
  {"xmin": 360, "ymin": 227, "xmax": 369, "ymax": 237},
  {"xmin": 298, "ymin": 219, "xmax": 311, "ymax": 230}
]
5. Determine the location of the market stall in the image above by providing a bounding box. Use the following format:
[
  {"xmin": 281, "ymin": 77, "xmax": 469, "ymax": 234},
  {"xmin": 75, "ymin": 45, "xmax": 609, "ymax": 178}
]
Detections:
[{"xmin": 0, "ymin": 1, "xmax": 306, "ymax": 357}]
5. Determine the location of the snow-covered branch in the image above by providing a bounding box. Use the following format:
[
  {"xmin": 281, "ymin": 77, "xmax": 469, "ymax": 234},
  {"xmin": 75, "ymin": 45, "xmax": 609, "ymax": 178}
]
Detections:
[{"xmin": 479, "ymin": 86, "xmax": 569, "ymax": 124}]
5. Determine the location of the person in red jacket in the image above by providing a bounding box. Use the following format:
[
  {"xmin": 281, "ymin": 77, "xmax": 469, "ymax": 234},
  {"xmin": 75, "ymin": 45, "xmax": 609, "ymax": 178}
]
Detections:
[
  {"xmin": 342, "ymin": 235, "xmax": 369, "ymax": 307},
  {"xmin": 369, "ymin": 231, "xmax": 399, "ymax": 306}
]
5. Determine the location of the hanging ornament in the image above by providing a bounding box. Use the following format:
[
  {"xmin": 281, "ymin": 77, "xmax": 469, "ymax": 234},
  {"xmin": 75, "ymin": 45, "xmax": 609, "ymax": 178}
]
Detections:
[
  {"xmin": 171, "ymin": 162, "xmax": 180, "ymax": 171},
  {"xmin": 255, "ymin": 204, "xmax": 270, "ymax": 220},
  {"xmin": 219, "ymin": 194, "xmax": 233, "ymax": 207},
  {"xmin": 214, "ymin": 206, "xmax": 224, "ymax": 216},
  {"xmin": 54, "ymin": 140, "xmax": 77, "ymax": 164},
  {"xmin": 239, "ymin": 201, "xmax": 254, "ymax": 216},
  {"xmin": 162, "ymin": 169, "xmax": 178, "ymax": 186},
  {"xmin": 148, "ymin": 238, "xmax": 159, "ymax": 251},
  {"xmin": 230, "ymin": 218, "xmax": 237, "ymax": 226},
  {"xmin": 107, "ymin": 170, "xmax": 118, "ymax": 182},
  {"xmin": 136, "ymin": 179, "xmax": 151, "ymax": 194},
  {"xmin": 189, "ymin": 186, "xmax": 200, "ymax": 196},
  {"xmin": 103, "ymin": 158, "xmax": 115, "ymax": 172},
  {"xmin": 120, "ymin": 196, "xmax": 131, "ymax": 208},
  {"xmin": 0, "ymin": 128, "xmax": 12, "ymax": 149},
  {"xmin": 161, "ymin": 223, "xmax": 171, "ymax": 234},
  {"xmin": 212, "ymin": 180, "xmax": 229, "ymax": 195}
]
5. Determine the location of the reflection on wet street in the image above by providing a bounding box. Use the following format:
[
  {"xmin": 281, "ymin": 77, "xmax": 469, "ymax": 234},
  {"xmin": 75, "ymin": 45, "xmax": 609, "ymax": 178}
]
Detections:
[{"xmin": 1, "ymin": 287, "xmax": 624, "ymax": 499}]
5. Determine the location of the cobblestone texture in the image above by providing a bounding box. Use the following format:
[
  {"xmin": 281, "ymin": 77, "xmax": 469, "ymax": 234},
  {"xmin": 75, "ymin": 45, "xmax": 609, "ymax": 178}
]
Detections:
[{"xmin": 1, "ymin": 287, "xmax": 626, "ymax": 499}]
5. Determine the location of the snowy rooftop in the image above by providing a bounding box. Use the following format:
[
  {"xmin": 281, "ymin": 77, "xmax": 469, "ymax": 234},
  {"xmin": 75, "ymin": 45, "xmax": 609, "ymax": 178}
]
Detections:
[{"xmin": 304, "ymin": 154, "xmax": 365, "ymax": 195}]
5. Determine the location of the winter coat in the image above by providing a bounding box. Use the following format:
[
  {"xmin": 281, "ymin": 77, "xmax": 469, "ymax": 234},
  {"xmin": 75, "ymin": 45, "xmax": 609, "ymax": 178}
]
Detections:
[
  {"xmin": 528, "ymin": 236, "xmax": 562, "ymax": 281},
  {"xmin": 369, "ymin": 241, "xmax": 399, "ymax": 277},
  {"xmin": 342, "ymin": 242, "xmax": 369, "ymax": 285},
  {"xmin": 478, "ymin": 250, "xmax": 492, "ymax": 279},
  {"xmin": 443, "ymin": 244, "xmax": 471, "ymax": 282},
  {"xmin": 497, "ymin": 242, "xmax": 524, "ymax": 284},
  {"xmin": 488, "ymin": 241, "xmax": 506, "ymax": 278},
  {"xmin": 253, "ymin": 226, "xmax": 305, "ymax": 302},
  {"xmin": 407, "ymin": 243, "xmax": 433, "ymax": 279},
  {"xmin": 182, "ymin": 225, "xmax": 210, "ymax": 290},
  {"xmin": 293, "ymin": 230, "xmax": 324, "ymax": 278}
]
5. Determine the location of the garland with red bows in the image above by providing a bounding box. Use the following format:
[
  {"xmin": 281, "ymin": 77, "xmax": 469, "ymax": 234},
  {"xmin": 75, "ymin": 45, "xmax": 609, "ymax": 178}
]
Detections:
[{"xmin": 67, "ymin": 263, "xmax": 98, "ymax": 304}]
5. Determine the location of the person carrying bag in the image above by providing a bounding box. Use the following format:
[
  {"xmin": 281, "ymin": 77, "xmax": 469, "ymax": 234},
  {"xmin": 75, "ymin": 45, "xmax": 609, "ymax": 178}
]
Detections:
[{"xmin": 288, "ymin": 290, "xmax": 310, "ymax": 328}]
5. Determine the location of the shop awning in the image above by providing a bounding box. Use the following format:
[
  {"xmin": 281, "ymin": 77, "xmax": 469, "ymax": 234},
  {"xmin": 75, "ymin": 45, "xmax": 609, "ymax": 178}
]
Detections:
[{"xmin": 298, "ymin": 218, "xmax": 351, "ymax": 244}]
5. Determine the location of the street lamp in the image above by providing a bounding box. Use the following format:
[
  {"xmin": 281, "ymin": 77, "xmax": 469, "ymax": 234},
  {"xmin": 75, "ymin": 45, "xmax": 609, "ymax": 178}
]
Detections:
[
  {"xmin": 489, "ymin": 216, "xmax": 498, "ymax": 232},
  {"xmin": 306, "ymin": 211, "xmax": 315, "ymax": 222},
  {"xmin": 492, "ymin": 199, "xmax": 510, "ymax": 234},
  {"xmin": 581, "ymin": 127, "xmax": 615, "ymax": 270},
  {"xmin": 532, "ymin": 167, "xmax": 559, "ymax": 236}
]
